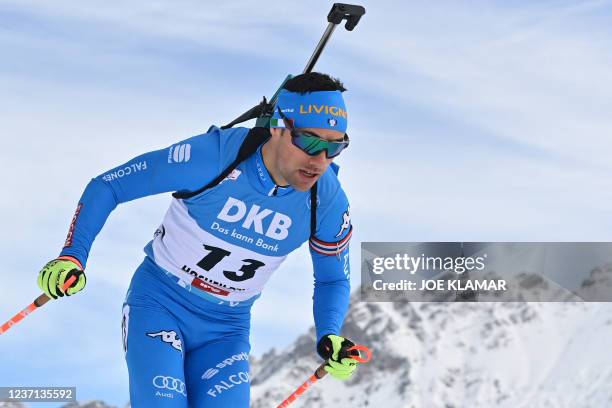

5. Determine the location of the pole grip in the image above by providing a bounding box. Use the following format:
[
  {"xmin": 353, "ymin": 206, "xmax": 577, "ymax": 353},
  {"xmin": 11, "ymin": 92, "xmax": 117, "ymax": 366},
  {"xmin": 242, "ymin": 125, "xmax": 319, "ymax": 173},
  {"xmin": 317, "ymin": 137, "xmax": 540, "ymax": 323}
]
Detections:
[
  {"xmin": 33, "ymin": 293, "xmax": 51, "ymax": 307},
  {"xmin": 33, "ymin": 274, "xmax": 78, "ymax": 307},
  {"xmin": 314, "ymin": 362, "xmax": 328, "ymax": 379}
]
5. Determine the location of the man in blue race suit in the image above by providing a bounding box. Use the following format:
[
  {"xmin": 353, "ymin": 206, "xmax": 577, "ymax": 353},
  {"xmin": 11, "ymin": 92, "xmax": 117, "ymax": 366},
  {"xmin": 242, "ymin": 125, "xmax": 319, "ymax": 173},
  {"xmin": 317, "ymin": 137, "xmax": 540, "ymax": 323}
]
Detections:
[{"xmin": 36, "ymin": 72, "xmax": 360, "ymax": 407}]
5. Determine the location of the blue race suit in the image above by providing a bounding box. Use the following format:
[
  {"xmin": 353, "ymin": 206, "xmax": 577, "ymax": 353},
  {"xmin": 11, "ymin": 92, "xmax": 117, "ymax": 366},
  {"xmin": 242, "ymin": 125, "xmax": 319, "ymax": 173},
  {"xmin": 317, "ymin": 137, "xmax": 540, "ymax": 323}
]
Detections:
[{"xmin": 58, "ymin": 126, "xmax": 352, "ymax": 407}]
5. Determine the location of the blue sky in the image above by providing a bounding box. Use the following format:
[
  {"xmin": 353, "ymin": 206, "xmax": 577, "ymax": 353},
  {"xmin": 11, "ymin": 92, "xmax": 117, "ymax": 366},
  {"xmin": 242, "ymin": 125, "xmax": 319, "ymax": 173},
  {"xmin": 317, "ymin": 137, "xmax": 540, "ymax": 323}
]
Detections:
[{"xmin": 1, "ymin": 0, "xmax": 612, "ymax": 406}]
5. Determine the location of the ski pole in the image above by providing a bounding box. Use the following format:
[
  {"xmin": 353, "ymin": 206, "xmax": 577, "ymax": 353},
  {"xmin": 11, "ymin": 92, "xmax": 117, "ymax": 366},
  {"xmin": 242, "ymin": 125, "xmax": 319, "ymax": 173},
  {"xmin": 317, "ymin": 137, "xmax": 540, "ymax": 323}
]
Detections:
[
  {"xmin": 276, "ymin": 344, "xmax": 372, "ymax": 408},
  {"xmin": 0, "ymin": 275, "xmax": 77, "ymax": 336}
]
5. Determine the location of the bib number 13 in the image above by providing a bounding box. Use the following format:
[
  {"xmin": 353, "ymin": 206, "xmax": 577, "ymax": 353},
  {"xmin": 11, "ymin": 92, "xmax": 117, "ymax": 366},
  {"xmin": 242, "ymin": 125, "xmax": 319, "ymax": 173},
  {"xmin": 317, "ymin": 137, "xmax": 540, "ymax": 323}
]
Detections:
[{"xmin": 196, "ymin": 244, "xmax": 265, "ymax": 282}]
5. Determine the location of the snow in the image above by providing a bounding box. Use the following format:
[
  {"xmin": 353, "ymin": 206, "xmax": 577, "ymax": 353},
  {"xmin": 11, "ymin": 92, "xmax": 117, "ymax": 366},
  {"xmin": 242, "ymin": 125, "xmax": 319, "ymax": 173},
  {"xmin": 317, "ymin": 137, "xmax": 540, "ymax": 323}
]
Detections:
[{"xmin": 251, "ymin": 294, "xmax": 612, "ymax": 407}]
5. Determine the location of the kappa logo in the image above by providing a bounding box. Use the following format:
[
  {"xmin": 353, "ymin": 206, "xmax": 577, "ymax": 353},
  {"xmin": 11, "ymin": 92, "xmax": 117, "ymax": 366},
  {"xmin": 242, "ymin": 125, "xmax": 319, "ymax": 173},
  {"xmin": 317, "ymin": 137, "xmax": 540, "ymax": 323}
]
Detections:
[
  {"xmin": 328, "ymin": 118, "xmax": 337, "ymax": 127},
  {"xmin": 223, "ymin": 169, "xmax": 242, "ymax": 182},
  {"xmin": 147, "ymin": 330, "xmax": 183, "ymax": 353},
  {"xmin": 335, "ymin": 208, "xmax": 351, "ymax": 238},
  {"xmin": 216, "ymin": 197, "xmax": 292, "ymax": 240},
  {"xmin": 168, "ymin": 144, "xmax": 191, "ymax": 163}
]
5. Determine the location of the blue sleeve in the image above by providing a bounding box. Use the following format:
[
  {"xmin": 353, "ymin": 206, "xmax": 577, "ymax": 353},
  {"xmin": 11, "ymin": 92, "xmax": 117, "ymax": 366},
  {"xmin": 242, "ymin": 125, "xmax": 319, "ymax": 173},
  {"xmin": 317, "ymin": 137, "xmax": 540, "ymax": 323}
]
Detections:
[
  {"xmin": 309, "ymin": 182, "xmax": 352, "ymax": 343},
  {"xmin": 59, "ymin": 127, "xmax": 248, "ymax": 267}
]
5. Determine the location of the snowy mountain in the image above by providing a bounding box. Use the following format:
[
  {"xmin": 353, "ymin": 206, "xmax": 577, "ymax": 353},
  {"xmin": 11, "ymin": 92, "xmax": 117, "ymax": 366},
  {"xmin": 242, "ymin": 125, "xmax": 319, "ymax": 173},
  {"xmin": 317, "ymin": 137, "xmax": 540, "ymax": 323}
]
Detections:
[
  {"xmin": 250, "ymin": 271, "xmax": 612, "ymax": 407},
  {"xmin": 576, "ymin": 263, "xmax": 612, "ymax": 301}
]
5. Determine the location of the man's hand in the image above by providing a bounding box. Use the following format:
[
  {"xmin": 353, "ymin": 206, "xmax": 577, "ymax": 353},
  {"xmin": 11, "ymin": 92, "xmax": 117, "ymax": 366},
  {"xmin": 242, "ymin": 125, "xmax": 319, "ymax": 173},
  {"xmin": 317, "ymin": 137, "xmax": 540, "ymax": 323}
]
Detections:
[
  {"xmin": 37, "ymin": 257, "xmax": 86, "ymax": 299},
  {"xmin": 317, "ymin": 334, "xmax": 359, "ymax": 380}
]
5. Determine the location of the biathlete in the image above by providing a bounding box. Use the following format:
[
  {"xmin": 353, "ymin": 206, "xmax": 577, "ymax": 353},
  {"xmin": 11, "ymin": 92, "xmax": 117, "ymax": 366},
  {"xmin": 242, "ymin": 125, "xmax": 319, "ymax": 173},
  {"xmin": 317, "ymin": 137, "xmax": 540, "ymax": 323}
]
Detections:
[{"xmin": 36, "ymin": 72, "xmax": 362, "ymax": 407}]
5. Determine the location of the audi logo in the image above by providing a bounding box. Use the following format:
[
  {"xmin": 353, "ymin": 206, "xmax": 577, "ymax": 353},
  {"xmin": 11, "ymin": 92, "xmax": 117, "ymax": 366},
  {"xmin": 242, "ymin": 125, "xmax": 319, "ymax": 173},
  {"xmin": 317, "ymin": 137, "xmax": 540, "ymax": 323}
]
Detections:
[{"xmin": 153, "ymin": 375, "xmax": 187, "ymax": 397}]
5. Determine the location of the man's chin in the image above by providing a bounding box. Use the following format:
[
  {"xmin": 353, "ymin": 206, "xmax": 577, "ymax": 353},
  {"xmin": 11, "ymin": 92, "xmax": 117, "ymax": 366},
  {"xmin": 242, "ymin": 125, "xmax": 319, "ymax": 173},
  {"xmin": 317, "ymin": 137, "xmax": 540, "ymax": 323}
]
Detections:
[
  {"xmin": 285, "ymin": 169, "xmax": 322, "ymax": 191},
  {"xmin": 289, "ymin": 176, "xmax": 318, "ymax": 192},
  {"xmin": 292, "ymin": 182, "xmax": 315, "ymax": 192}
]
